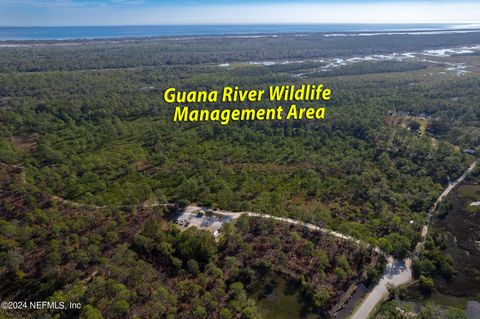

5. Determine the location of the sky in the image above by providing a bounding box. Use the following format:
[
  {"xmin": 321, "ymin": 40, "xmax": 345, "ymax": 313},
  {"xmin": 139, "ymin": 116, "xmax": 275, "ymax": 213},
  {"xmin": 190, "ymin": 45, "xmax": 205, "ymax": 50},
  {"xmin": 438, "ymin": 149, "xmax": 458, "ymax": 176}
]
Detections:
[{"xmin": 1, "ymin": 0, "xmax": 480, "ymax": 26}]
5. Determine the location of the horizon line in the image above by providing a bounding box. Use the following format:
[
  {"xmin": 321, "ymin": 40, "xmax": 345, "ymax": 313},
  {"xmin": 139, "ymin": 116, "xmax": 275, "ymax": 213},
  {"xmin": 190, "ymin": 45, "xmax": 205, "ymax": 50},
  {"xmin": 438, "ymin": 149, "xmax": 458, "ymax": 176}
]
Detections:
[{"xmin": 1, "ymin": 22, "xmax": 480, "ymax": 28}]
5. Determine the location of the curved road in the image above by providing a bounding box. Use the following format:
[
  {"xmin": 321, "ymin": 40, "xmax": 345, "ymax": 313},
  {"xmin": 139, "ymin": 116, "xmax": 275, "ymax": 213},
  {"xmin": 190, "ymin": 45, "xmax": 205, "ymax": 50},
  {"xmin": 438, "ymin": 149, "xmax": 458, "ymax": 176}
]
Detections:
[
  {"xmin": 350, "ymin": 158, "xmax": 478, "ymax": 319},
  {"xmin": 185, "ymin": 205, "xmax": 379, "ymax": 252},
  {"xmin": 183, "ymin": 158, "xmax": 478, "ymax": 319},
  {"xmin": 349, "ymin": 257, "xmax": 412, "ymax": 319}
]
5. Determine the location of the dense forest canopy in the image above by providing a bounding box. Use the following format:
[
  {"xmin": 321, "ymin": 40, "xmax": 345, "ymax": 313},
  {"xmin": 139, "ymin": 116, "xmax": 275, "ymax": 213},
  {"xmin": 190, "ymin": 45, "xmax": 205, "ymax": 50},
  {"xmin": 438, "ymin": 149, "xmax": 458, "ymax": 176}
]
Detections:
[
  {"xmin": 1, "ymin": 31, "xmax": 480, "ymax": 72},
  {"xmin": 0, "ymin": 34, "xmax": 478, "ymax": 249},
  {"xmin": 0, "ymin": 32, "xmax": 479, "ymax": 318}
]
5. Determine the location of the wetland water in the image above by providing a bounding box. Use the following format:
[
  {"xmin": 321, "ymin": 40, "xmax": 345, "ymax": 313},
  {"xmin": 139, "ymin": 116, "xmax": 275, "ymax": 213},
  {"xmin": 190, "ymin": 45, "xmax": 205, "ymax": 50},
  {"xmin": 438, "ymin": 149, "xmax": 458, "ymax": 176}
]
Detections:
[
  {"xmin": 401, "ymin": 174, "xmax": 480, "ymax": 317},
  {"xmin": 253, "ymin": 276, "xmax": 323, "ymax": 319},
  {"xmin": 433, "ymin": 178, "xmax": 480, "ymax": 296}
]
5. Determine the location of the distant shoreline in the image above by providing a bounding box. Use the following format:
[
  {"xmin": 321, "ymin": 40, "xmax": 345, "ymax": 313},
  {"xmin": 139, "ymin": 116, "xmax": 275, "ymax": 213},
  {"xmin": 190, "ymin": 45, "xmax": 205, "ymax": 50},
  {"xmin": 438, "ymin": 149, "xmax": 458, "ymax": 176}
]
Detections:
[{"xmin": 1, "ymin": 23, "xmax": 480, "ymax": 42}]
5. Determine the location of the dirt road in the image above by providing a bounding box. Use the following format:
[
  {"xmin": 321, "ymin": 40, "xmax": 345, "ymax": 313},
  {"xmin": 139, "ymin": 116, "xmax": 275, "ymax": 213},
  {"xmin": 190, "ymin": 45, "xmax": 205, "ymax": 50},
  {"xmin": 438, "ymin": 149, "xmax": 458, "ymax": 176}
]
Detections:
[
  {"xmin": 186, "ymin": 205, "xmax": 378, "ymax": 251},
  {"xmin": 184, "ymin": 157, "xmax": 476, "ymax": 319},
  {"xmin": 416, "ymin": 158, "xmax": 479, "ymax": 252},
  {"xmin": 350, "ymin": 158, "xmax": 478, "ymax": 319}
]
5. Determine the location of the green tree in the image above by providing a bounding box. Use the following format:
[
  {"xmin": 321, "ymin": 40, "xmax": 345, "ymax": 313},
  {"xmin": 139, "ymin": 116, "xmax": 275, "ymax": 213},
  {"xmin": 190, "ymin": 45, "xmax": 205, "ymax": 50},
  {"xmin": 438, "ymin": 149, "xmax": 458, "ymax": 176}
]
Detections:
[{"xmin": 81, "ymin": 305, "xmax": 104, "ymax": 319}]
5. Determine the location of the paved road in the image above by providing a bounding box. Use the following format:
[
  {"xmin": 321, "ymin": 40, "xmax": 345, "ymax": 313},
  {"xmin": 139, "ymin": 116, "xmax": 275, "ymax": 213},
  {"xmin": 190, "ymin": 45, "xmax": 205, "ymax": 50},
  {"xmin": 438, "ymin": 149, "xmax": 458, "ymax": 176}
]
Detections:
[
  {"xmin": 349, "ymin": 257, "xmax": 412, "ymax": 319},
  {"xmin": 350, "ymin": 158, "xmax": 479, "ymax": 319},
  {"xmin": 179, "ymin": 159, "xmax": 478, "ymax": 319}
]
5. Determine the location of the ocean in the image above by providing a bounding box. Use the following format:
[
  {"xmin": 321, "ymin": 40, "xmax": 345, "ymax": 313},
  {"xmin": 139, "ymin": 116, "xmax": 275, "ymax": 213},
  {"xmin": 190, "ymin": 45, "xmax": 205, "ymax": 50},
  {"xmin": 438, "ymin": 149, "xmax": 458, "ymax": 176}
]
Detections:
[{"xmin": 0, "ymin": 24, "xmax": 478, "ymax": 41}]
